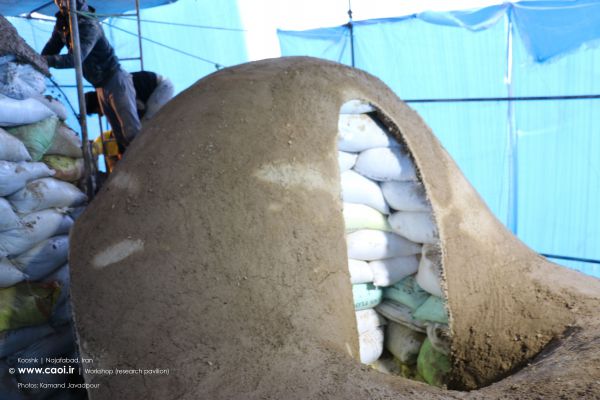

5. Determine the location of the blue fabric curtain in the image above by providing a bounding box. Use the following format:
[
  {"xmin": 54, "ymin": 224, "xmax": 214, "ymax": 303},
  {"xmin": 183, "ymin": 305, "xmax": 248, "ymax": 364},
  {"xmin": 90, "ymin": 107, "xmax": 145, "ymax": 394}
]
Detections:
[
  {"xmin": 278, "ymin": 3, "xmax": 600, "ymax": 277},
  {"xmin": 0, "ymin": 0, "xmax": 177, "ymax": 17}
]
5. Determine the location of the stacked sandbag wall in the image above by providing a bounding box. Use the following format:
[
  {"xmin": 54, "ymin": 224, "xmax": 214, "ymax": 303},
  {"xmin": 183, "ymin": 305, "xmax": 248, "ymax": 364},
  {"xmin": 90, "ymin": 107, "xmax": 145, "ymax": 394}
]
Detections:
[
  {"xmin": 339, "ymin": 101, "xmax": 451, "ymax": 387},
  {"xmin": 0, "ymin": 55, "xmax": 87, "ymax": 399}
]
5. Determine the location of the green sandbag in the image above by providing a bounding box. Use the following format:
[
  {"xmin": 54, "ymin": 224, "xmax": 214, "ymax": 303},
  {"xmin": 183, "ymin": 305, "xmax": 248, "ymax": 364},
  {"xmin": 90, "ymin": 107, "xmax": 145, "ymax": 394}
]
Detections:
[
  {"xmin": 382, "ymin": 275, "xmax": 429, "ymax": 311},
  {"xmin": 0, "ymin": 282, "xmax": 60, "ymax": 332},
  {"xmin": 6, "ymin": 117, "xmax": 58, "ymax": 162},
  {"xmin": 413, "ymin": 295, "xmax": 448, "ymax": 324},
  {"xmin": 46, "ymin": 122, "xmax": 83, "ymax": 158},
  {"xmin": 42, "ymin": 155, "xmax": 84, "ymax": 182},
  {"xmin": 343, "ymin": 203, "xmax": 392, "ymax": 233},
  {"xmin": 352, "ymin": 283, "xmax": 382, "ymax": 311},
  {"xmin": 417, "ymin": 338, "xmax": 451, "ymax": 387}
]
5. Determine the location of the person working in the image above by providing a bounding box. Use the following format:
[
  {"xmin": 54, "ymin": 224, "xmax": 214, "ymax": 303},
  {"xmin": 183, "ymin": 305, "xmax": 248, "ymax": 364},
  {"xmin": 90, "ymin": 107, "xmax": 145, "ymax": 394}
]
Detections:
[
  {"xmin": 41, "ymin": 0, "xmax": 141, "ymax": 154},
  {"xmin": 87, "ymin": 71, "xmax": 174, "ymax": 173},
  {"xmin": 85, "ymin": 70, "xmax": 174, "ymax": 120}
]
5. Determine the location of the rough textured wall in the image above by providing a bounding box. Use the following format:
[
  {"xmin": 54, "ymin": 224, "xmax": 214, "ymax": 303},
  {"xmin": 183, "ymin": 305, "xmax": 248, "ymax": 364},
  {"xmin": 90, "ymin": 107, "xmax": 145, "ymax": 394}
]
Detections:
[{"xmin": 69, "ymin": 57, "xmax": 600, "ymax": 399}]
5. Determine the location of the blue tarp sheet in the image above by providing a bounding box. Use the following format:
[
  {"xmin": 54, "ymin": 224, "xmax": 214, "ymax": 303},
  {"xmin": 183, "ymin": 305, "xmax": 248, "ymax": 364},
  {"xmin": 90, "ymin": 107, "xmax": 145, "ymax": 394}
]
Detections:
[
  {"xmin": 278, "ymin": 1, "xmax": 600, "ymax": 277},
  {"xmin": 0, "ymin": 1, "xmax": 177, "ymax": 16}
]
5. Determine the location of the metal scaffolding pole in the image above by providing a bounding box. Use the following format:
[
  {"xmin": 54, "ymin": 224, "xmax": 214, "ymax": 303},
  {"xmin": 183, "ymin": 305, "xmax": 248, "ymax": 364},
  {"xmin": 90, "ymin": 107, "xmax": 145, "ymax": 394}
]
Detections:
[
  {"xmin": 347, "ymin": 0, "xmax": 355, "ymax": 67},
  {"xmin": 68, "ymin": 0, "xmax": 96, "ymax": 197},
  {"xmin": 135, "ymin": 0, "xmax": 144, "ymax": 70}
]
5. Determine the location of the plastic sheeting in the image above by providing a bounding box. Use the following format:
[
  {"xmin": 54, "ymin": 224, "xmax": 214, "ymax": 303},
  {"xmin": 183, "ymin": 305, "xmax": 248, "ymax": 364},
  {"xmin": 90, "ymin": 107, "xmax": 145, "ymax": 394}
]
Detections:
[
  {"xmin": 278, "ymin": 4, "xmax": 600, "ymax": 277},
  {"xmin": 0, "ymin": 1, "xmax": 177, "ymax": 17}
]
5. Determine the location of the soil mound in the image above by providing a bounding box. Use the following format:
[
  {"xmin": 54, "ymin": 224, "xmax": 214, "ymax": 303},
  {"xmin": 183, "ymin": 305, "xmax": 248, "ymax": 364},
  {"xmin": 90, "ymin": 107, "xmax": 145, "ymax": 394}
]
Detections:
[{"xmin": 69, "ymin": 57, "xmax": 600, "ymax": 399}]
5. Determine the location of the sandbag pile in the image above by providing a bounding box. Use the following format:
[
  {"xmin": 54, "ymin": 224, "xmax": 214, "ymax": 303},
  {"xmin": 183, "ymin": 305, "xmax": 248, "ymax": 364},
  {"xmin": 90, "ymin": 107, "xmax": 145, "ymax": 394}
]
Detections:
[
  {"xmin": 0, "ymin": 54, "xmax": 87, "ymax": 399},
  {"xmin": 339, "ymin": 102, "xmax": 450, "ymax": 387}
]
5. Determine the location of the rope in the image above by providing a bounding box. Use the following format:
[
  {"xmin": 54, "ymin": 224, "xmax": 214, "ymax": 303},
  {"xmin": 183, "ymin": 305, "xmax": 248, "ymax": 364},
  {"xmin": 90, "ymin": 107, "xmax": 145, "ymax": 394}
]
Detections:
[
  {"xmin": 13, "ymin": 12, "xmax": 229, "ymax": 68},
  {"xmin": 47, "ymin": 77, "xmax": 79, "ymax": 119},
  {"xmin": 541, "ymin": 253, "xmax": 600, "ymax": 265},
  {"xmin": 405, "ymin": 94, "xmax": 600, "ymax": 103},
  {"xmin": 101, "ymin": 21, "xmax": 223, "ymax": 69},
  {"xmin": 107, "ymin": 16, "xmax": 247, "ymax": 32}
]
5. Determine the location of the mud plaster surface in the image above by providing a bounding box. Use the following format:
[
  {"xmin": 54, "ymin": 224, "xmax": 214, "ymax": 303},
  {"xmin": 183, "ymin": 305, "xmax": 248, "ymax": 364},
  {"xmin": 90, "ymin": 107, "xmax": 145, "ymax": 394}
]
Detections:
[
  {"xmin": 69, "ymin": 57, "xmax": 600, "ymax": 399},
  {"xmin": 0, "ymin": 17, "xmax": 49, "ymax": 75}
]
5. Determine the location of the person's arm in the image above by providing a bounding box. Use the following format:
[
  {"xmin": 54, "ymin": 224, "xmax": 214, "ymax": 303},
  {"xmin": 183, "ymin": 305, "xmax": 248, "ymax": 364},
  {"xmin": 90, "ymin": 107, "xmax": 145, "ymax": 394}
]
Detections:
[
  {"xmin": 45, "ymin": 19, "xmax": 100, "ymax": 69},
  {"xmin": 41, "ymin": 26, "xmax": 64, "ymax": 56}
]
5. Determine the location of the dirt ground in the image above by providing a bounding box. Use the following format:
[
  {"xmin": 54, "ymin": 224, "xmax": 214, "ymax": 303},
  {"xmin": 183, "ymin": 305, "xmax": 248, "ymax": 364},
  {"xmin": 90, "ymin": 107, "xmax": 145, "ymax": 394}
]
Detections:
[{"xmin": 67, "ymin": 57, "xmax": 600, "ymax": 399}]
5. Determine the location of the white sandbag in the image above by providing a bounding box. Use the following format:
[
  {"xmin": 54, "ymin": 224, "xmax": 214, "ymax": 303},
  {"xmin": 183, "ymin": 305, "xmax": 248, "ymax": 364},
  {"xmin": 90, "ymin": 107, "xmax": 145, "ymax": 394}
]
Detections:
[
  {"xmin": 0, "ymin": 55, "xmax": 15, "ymax": 65},
  {"xmin": 354, "ymin": 147, "xmax": 417, "ymax": 182},
  {"xmin": 348, "ymin": 259, "xmax": 373, "ymax": 284},
  {"xmin": 346, "ymin": 229, "xmax": 421, "ymax": 261},
  {"xmin": 338, "ymin": 151, "xmax": 357, "ymax": 172},
  {"xmin": 0, "ymin": 198, "xmax": 20, "ymax": 231},
  {"xmin": 359, "ymin": 326, "xmax": 384, "ymax": 364},
  {"xmin": 388, "ymin": 211, "xmax": 438, "ymax": 244},
  {"xmin": 0, "ymin": 324, "xmax": 55, "ymax": 358},
  {"xmin": 341, "ymin": 170, "xmax": 389, "ymax": 214},
  {"xmin": 67, "ymin": 206, "xmax": 86, "ymax": 221},
  {"xmin": 0, "ymin": 209, "xmax": 72, "ymax": 257},
  {"xmin": 0, "ymin": 161, "xmax": 55, "ymax": 197},
  {"xmin": 385, "ymin": 321, "xmax": 426, "ymax": 364},
  {"xmin": 369, "ymin": 255, "xmax": 419, "ymax": 287},
  {"xmin": 0, "ymin": 128, "xmax": 31, "ymax": 162},
  {"xmin": 416, "ymin": 244, "xmax": 444, "ymax": 298},
  {"xmin": 31, "ymin": 94, "xmax": 68, "ymax": 121},
  {"xmin": 376, "ymin": 300, "xmax": 426, "ymax": 333},
  {"xmin": 55, "ymin": 214, "xmax": 74, "ymax": 235},
  {"xmin": 0, "ymin": 61, "xmax": 46, "ymax": 100},
  {"xmin": 381, "ymin": 181, "xmax": 431, "ymax": 212},
  {"xmin": 0, "ymin": 94, "xmax": 54, "ymax": 127},
  {"xmin": 355, "ymin": 309, "xmax": 385, "ymax": 335},
  {"xmin": 0, "ymin": 258, "xmax": 27, "ymax": 287},
  {"xmin": 10, "ymin": 235, "xmax": 69, "ymax": 281},
  {"xmin": 343, "ymin": 203, "xmax": 391, "ymax": 233},
  {"xmin": 339, "ymin": 99, "xmax": 375, "ymax": 114},
  {"xmin": 338, "ymin": 114, "xmax": 398, "ymax": 152},
  {"xmin": 7, "ymin": 178, "xmax": 87, "ymax": 213}
]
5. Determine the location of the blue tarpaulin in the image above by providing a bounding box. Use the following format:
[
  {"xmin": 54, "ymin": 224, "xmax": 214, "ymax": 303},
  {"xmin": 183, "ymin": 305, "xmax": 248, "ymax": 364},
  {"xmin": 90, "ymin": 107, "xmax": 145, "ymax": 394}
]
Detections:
[
  {"xmin": 278, "ymin": 1, "xmax": 600, "ymax": 277},
  {"xmin": 0, "ymin": 1, "xmax": 177, "ymax": 16},
  {"xmin": 3, "ymin": 0, "xmax": 598, "ymax": 277}
]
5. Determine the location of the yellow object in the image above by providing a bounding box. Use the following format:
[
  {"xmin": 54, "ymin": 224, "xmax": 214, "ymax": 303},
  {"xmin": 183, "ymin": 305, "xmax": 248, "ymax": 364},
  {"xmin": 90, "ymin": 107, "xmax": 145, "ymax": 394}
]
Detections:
[
  {"xmin": 92, "ymin": 131, "xmax": 119, "ymax": 157},
  {"xmin": 92, "ymin": 131, "xmax": 120, "ymax": 173}
]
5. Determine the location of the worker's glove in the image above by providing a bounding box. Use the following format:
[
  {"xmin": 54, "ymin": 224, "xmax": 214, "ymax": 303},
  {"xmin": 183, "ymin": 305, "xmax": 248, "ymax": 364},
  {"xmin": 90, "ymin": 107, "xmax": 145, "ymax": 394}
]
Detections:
[{"xmin": 42, "ymin": 54, "xmax": 58, "ymax": 68}]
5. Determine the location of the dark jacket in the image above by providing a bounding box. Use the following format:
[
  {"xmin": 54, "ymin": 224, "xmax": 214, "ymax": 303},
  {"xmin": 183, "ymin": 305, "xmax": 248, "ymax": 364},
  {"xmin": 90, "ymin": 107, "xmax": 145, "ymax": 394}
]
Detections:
[
  {"xmin": 41, "ymin": 0, "xmax": 120, "ymax": 88},
  {"xmin": 131, "ymin": 71, "xmax": 158, "ymax": 104}
]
